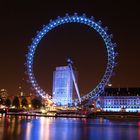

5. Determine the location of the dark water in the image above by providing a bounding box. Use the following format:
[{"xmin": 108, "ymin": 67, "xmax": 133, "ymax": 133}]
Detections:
[{"xmin": 0, "ymin": 115, "xmax": 140, "ymax": 140}]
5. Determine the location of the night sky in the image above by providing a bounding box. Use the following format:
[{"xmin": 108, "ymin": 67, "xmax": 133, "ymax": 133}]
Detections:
[{"xmin": 0, "ymin": 1, "xmax": 140, "ymax": 96}]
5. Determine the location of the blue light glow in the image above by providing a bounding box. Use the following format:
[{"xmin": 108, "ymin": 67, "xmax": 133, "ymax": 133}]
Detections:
[
  {"xmin": 53, "ymin": 66, "xmax": 73, "ymax": 106},
  {"xmin": 26, "ymin": 13, "xmax": 117, "ymax": 104}
]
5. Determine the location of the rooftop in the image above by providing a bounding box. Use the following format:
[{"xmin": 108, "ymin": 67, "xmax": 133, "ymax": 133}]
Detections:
[{"xmin": 103, "ymin": 88, "xmax": 140, "ymax": 96}]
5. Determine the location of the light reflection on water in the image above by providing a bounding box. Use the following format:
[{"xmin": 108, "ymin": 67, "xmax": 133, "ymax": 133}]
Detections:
[{"xmin": 0, "ymin": 115, "xmax": 140, "ymax": 140}]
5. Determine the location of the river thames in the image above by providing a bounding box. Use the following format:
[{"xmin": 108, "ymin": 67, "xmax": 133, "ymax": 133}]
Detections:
[{"xmin": 0, "ymin": 115, "xmax": 140, "ymax": 140}]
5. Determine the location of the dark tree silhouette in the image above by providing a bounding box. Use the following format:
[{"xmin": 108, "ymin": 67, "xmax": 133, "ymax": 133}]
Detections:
[
  {"xmin": 0, "ymin": 98, "xmax": 3, "ymax": 105},
  {"xmin": 21, "ymin": 97, "xmax": 28, "ymax": 108},
  {"xmin": 5, "ymin": 98, "xmax": 11, "ymax": 107},
  {"xmin": 31, "ymin": 98, "xmax": 42, "ymax": 109},
  {"xmin": 12, "ymin": 96, "xmax": 20, "ymax": 108}
]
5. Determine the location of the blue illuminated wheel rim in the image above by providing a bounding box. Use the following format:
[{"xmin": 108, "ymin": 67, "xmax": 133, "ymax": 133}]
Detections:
[{"xmin": 26, "ymin": 13, "xmax": 117, "ymax": 104}]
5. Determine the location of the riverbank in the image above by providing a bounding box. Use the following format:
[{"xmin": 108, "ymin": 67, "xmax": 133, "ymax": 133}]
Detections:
[
  {"xmin": 89, "ymin": 112, "xmax": 140, "ymax": 120},
  {"xmin": 1, "ymin": 108, "xmax": 140, "ymax": 120},
  {"xmin": 5, "ymin": 111, "xmax": 87, "ymax": 118}
]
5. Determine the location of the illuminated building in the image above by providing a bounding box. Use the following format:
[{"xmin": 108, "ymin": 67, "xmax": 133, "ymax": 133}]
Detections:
[
  {"xmin": 0, "ymin": 89, "xmax": 8, "ymax": 101},
  {"xmin": 52, "ymin": 66, "xmax": 73, "ymax": 106},
  {"xmin": 98, "ymin": 88, "xmax": 140, "ymax": 112}
]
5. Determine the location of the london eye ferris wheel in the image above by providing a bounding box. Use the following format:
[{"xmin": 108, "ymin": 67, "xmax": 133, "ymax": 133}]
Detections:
[{"xmin": 26, "ymin": 13, "xmax": 117, "ymax": 105}]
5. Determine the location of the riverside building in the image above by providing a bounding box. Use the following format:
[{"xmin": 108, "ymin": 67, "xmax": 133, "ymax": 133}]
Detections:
[{"xmin": 98, "ymin": 88, "xmax": 140, "ymax": 112}]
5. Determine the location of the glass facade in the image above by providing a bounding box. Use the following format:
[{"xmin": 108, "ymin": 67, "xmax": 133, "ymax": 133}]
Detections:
[{"xmin": 52, "ymin": 66, "xmax": 73, "ymax": 106}]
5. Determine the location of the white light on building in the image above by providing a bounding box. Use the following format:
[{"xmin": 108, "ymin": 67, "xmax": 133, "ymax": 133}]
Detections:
[{"xmin": 52, "ymin": 66, "xmax": 73, "ymax": 106}]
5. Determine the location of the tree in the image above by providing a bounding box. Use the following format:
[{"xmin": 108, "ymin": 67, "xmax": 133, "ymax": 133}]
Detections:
[
  {"xmin": 12, "ymin": 96, "xmax": 20, "ymax": 108},
  {"xmin": 0, "ymin": 98, "xmax": 3, "ymax": 105},
  {"xmin": 31, "ymin": 97, "xmax": 42, "ymax": 109},
  {"xmin": 21, "ymin": 97, "xmax": 28, "ymax": 108},
  {"xmin": 5, "ymin": 98, "xmax": 11, "ymax": 107}
]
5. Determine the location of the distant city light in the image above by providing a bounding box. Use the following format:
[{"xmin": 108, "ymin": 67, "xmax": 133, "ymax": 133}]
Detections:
[
  {"xmin": 1, "ymin": 89, "xmax": 6, "ymax": 92},
  {"xmin": 108, "ymin": 83, "xmax": 112, "ymax": 87}
]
